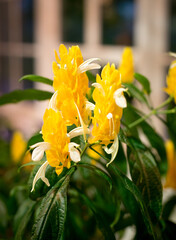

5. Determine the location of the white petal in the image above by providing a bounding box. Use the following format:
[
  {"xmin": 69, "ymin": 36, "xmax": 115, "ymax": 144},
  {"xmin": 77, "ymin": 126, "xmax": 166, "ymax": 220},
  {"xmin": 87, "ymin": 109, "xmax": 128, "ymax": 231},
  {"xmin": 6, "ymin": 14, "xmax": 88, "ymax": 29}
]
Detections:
[
  {"xmin": 92, "ymin": 83, "xmax": 105, "ymax": 96},
  {"xmin": 103, "ymin": 136, "xmax": 119, "ymax": 167},
  {"xmin": 68, "ymin": 142, "xmax": 81, "ymax": 163},
  {"xmin": 86, "ymin": 100, "xmax": 95, "ymax": 111},
  {"xmin": 77, "ymin": 58, "xmax": 101, "ymax": 74},
  {"xmin": 114, "ymin": 88, "xmax": 127, "ymax": 108},
  {"xmin": 49, "ymin": 91, "xmax": 58, "ymax": 111},
  {"xmin": 31, "ymin": 142, "xmax": 50, "ymax": 162},
  {"xmin": 169, "ymin": 52, "xmax": 176, "ymax": 58},
  {"xmin": 31, "ymin": 161, "xmax": 50, "ymax": 192},
  {"xmin": 67, "ymin": 127, "xmax": 90, "ymax": 139}
]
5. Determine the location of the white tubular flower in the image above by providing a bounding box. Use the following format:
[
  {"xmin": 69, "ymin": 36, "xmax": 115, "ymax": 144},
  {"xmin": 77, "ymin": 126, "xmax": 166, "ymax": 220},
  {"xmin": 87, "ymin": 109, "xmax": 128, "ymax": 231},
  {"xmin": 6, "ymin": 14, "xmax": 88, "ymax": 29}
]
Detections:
[
  {"xmin": 49, "ymin": 91, "xmax": 58, "ymax": 111},
  {"xmin": 30, "ymin": 142, "xmax": 50, "ymax": 162},
  {"xmin": 77, "ymin": 58, "xmax": 101, "ymax": 74},
  {"xmin": 92, "ymin": 82, "xmax": 105, "ymax": 96},
  {"xmin": 31, "ymin": 161, "xmax": 50, "ymax": 192},
  {"xmin": 86, "ymin": 101, "xmax": 95, "ymax": 111},
  {"xmin": 67, "ymin": 126, "xmax": 90, "ymax": 139},
  {"xmin": 103, "ymin": 136, "xmax": 119, "ymax": 167},
  {"xmin": 113, "ymin": 88, "xmax": 127, "ymax": 108},
  {"xmin": 68, "ymin": 142, "xmax": 81, "ymax": 163},
  {"xmin": 169, "ymin": 52, "xmax": 176, "ymax": 58}
]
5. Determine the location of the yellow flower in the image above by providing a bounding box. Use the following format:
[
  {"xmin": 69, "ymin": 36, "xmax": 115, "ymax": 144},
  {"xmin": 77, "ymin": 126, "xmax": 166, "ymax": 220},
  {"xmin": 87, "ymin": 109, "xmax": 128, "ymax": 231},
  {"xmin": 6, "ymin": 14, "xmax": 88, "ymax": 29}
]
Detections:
[
  {"xmin": 51, "ymin": 44, "xmax": 101, "ymax": 131},
  {"xmin": 49, "ymin": 84, "xmax": 90, "ymax": 127},
  {"xmin": 53, "ymin": 44, "xmax": 100, "ymax": 96},
  {"xmin": 118, "ymin": 47, "xmax": 134, "ymax": 83},
  {"xmin": 164, "ymin": 60, "xmax": 176, "ymax": 103},
  {"xmin": 90, "ymin": 63, "xmax": 127, "ymax": 166},
  {"xmin": 30, "ymin": 108, "xmax": 85, "ymax": 191},
  {"xmin": 164, "ymin": 140, "xmax": 176, "ymax": 190},
  {"xmin": 11, "ymin": 131, "xmax": 27, "ymax": 163}
]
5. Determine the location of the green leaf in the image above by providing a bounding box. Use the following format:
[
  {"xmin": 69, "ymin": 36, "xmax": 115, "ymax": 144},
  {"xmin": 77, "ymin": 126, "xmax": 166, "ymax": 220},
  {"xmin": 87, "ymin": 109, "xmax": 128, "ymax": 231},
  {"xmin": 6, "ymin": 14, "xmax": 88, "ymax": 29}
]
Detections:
[
  {"xmin": 134, "ymin": 72, "xmax": 151, "ymax": 94},
  {"xmin": 162, "ymin": 195, "xmax": 176, "ymax": 220},
  {"xmin": 14, "ymin": 200, "xmax": 36, "ymax": 240},
  {"xmin": 19, "ymin": 74, "xmax": 53, "ymax": 86},
  {"xmin": 77, "ymin": 162, "xmax": 112, "ymax": 191},
  {"xmin": 77, "ymin": 190, "xmax": 116, "ymax": 240},
  {"xmin": 124, "ymin": 83, "xmax": 150, "ymax": 107},
  {"xmin": 27, "ymin": 133, "xmax": 43, "ymax": 149},
  {"xmin": 31, "ymin": 167, "xmax": 75, "ymax": 240},
  {"xmin": 128, "ymin": 140, "xmax": 163, "ymax": 220},
  {"xmin": 0, "ymin": 198, "xmax": 8, "ymax": 230},
  {"xmin": 109, "ymin": 164, "xmax": 156, "ymax": 238},
  {"xmin": 0, "ymin": 89, "xmax": 53, "ymax": 105}
]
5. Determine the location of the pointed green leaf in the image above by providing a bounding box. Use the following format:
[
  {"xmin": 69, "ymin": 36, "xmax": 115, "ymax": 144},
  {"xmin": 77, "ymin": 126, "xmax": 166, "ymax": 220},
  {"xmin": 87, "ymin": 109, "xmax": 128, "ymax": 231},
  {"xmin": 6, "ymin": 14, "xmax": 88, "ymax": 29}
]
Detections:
[
  {"xmin": 0, "ymin": 89, "xmax": 53, "ymax": 106},
  {"xmin": 31, "ymin": 167, "xmax": 75, "ymax": 240},
  {"xmin": 77, "ymin": 162, "xmax": 112, "ymax": 191},
  {"xmin": 19, "ymin": 75, "xmax": 53, "ymax": 86},
  {"xmin": 134, "ymin": 72, "xmax": 151, "ymax": 94},
  {"xmin": 109, "ymin": 164, "xmax": 156, "ymax": 238},
  {"xmin": 128, "ymin": 140, "xmax": 163, "ymax": 220},
  {"xmin": 124, "ymin": 83, "xmax": 150, "ymax": 107},
  {"xmin": 78, "ymin": 191, "xmax": 116, "ymax": 240},
  {"xmin": 14, "ymin": 200, "xmax": 36, "ymax": 240}
]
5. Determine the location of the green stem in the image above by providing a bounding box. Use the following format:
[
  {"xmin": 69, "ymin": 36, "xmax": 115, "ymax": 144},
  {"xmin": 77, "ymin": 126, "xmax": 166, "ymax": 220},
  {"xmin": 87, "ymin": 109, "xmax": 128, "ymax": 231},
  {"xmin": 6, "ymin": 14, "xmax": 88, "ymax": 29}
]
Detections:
[
  {"xmin": 128, "ymin": 96, "xmax": 173, "ymax": 129},
  {"xmin": 89, "ymin": 146, "xmax": 110, "ymax": 162},
  {"xmin": 81, "ymin": 142, "xmax": 90, "ymax": 157}
]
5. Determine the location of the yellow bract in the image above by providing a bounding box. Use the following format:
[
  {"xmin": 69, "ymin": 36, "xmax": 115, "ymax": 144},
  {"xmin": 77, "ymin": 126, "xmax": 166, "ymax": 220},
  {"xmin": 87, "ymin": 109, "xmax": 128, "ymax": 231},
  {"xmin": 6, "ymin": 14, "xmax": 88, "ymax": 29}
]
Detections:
[
  {"xmin": 164, "ymin": 60, "xmax": 176, "ymax": 103},
  {"xmin": 42, "ymin": 108, "xmax": 71, "ymax": 175},
  {"xmin": 118, "ymin": 47, "xmax": 134, "ymax": 83},
  {"xmin": 11, "ymin": 131, "xmax": 27, "ymax": 163},
  {"xmin": 52, "ymin": 44, "xmax": 90, "ymax": 126},
  {"xmin": 90, "ymin": 63, "xmax": 123, "ymax": 145},
  {"xmin": 53, "ymin": 44, "xmax": 89, "ymax": 96},
  {"xmin": 164, "ymin": 140, "xmax": 176, "ymax": 190}
]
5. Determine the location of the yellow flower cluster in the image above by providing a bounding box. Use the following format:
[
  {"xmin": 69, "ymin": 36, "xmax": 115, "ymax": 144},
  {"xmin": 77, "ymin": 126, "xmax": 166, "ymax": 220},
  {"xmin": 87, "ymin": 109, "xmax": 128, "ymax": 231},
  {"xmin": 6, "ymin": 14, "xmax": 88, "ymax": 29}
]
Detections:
[
  {"xmin": 91, "ymin": 63, "xmax": 124, "ymax": 145},
  {"xmin": 30, "ymin": 44, "xmax": 128, "ymax": 190},
  {"xmin": 164, "ymin": 60, "xmax": 176, "ymax": 103}
]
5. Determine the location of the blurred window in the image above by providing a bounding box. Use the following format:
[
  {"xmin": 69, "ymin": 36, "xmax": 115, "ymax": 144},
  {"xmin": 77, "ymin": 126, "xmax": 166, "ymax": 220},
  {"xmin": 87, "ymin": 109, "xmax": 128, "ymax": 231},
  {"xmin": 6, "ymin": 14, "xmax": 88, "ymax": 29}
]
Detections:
[
  {"xmin": 102, "ymin": 0, "xmax": 135, "ymax": 45},
  {"xmin": 0, "ymin": 1, "xmax": 9, "ymax": 42},
  {"xmin": 63, "ymin": 0, "xmax": 83, "ymax": 43},
  {"xmin": 22, "ymin": 0, "xmax": 34, "ymax": 43},
  {"xmin": 170, "ymin": 0, "xmax": 176, "ymax": 52},
  {"xmin": 0, "ymin": 56, "xmax": 9, "ymax": 94},
  {"xmin": 22, "ymin": 57, "xmax": 34, "ymax": 89}
]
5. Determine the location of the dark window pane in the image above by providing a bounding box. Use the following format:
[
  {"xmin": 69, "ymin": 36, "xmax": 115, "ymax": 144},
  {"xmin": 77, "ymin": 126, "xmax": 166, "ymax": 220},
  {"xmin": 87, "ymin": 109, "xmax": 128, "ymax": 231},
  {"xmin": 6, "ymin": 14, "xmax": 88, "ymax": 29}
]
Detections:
[
  {"xmin": 103, "ymin": 0, "xmax": 135, "ymax": 45},
  {"xmin": 22, "ymin": 0, "xmax": 34, "ymax": 42},
  {"xmin": 0, "ymin": 2, "xmax": 9, "ymax": 41},
  {"xmin": 22, "ymin": 57, "xmax": 34, "ymax": 89},
  {"xmin": 63, "ymin": 0, "xmax": 83, "ymax": 43},
  {"xmin": 169, "ymin": 0, "xmax": 176, "ymax": 52},
  {"xmin": 0, "ymin": 56, "xmax": 9, "ymax": 94}
]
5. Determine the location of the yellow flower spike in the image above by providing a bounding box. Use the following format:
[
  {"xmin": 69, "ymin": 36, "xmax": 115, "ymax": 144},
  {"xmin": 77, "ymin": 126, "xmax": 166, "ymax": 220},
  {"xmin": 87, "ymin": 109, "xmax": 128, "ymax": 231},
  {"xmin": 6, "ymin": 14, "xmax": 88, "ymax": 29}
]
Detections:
[
  {"xmin": 30, "ymin": 108, "xmax": 86, "ymax": 191},
  {"xmin": 164, "ymin": 60, "xmax": 176, "ymax": 103},
  {"xmin": 53, "ymin": 44, "xmax": 101, "ymax": 96},
  {"xmin": 11, "ymin": 131, "xmax": 27, "ymax": 163},
  {"xmin": 118, "ymin": 47, "xmax": 134, "ymax": 83},
  {"xmin": 90, "ymin": 63, "xmax": 127, "ymax": 165},
  {"xmin": 164, "ymin": 140, "xmax": 176, "ymax": 190}
]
